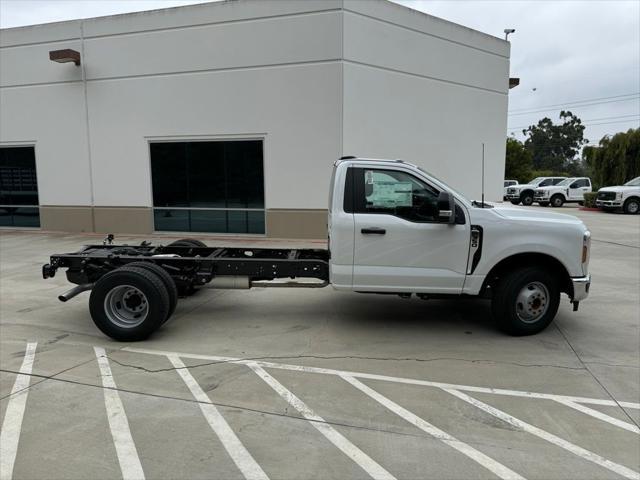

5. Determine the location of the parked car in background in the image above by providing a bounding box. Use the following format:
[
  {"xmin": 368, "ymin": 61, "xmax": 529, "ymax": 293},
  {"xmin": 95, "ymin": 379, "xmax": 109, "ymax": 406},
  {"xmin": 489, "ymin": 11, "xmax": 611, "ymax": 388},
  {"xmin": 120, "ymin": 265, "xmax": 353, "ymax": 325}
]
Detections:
[
  {"xmin": 503, "ymin": 180, "xmax": 518, "ymax": 200},
  {"xmin": 596, "ymin": 177, "xmax": 640, "ymax": 214},
  {"xmin": 535, "ymin": 177, "xmax": 592, "ymax": 208},
  {"xmin": 506, "ymin": 177, "xmax": 566, "ymax": 206}
]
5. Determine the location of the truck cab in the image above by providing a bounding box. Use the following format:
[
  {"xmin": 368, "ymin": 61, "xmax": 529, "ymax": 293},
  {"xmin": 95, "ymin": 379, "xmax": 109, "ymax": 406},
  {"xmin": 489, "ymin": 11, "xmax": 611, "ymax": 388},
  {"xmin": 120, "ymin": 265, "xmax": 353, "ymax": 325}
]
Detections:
[
  {"xmin": 534, "ymin": 177, "xmax": 592, "ymax": 207},
  {"xmin": 328, "ymin": 158, "xmax": 591, "ymax": 335}
]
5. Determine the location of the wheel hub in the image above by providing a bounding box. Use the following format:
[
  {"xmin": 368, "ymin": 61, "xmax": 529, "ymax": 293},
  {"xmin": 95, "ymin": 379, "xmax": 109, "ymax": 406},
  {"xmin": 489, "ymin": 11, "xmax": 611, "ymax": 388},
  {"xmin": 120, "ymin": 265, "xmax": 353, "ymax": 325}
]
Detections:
[
  {"xmin": 104, "ymin": 285, "xmax": 149, "ymax": 328},
  {"xmin": 515, "ymin": 281, "xmax": 549, "ymax": 323}
]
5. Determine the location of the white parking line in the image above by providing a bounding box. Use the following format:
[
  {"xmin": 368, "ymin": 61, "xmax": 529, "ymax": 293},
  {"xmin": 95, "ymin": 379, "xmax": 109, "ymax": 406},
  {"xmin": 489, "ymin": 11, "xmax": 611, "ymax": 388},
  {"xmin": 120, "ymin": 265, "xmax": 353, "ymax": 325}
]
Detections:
[
  {"xmin": 123, "ymin": 347, "xmax": 640, "ymax": 410},
  {"xmin": 94, "ymin": 347, "xmax": 145, "ymax": 480},
  {"xmin": 248, "ymin": 363, "xmax": 396, "ymax": 480},
  {"xmin": 0, "ymin": 342, "xmax": 37, "ymax": 480},
  {"xmin": 167, "ymin": 355, "xmax": 269, "ymax": 480},
  {"xmin": 555, "ymin": 399, "xmax": 640, "ymax": 435},
  {"xmin": 341, "ymin": 375, "xmax": 526, "ymax": 480},
  {"xmin": 443, "ymin": 388, "xmax": 640, "ymax": 480}
]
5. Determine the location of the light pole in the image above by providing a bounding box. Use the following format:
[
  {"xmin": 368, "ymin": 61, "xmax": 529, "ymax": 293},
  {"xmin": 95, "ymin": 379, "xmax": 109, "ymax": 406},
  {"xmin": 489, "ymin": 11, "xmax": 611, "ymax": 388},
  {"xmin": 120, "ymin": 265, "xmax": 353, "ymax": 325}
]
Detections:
[{"xmin": 504, "ymin": 28, "xmax": 515, "ymax": 41}]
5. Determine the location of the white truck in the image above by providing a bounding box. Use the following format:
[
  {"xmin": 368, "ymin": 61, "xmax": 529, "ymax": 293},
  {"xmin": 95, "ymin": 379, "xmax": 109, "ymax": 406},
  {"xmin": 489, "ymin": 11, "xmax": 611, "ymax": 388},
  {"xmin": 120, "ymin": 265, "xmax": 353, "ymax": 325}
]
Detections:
[
  {"xmin": 506, "ymin": 177, "xmax": 566, "ymax": 206},
  {"xmin": 596, "ymin": 177, "xmax": 640, "ymax": 214},
  {"xmin": 43, "ymin": 157, "xmax": 592, "ymax": 340},
  {"xmin": 534, "ymin": 177, "xmax": 593, "ymax": 207},
  {"xmin": 503, "ymin": 180, "xmax": 518, "ymax": 200}
]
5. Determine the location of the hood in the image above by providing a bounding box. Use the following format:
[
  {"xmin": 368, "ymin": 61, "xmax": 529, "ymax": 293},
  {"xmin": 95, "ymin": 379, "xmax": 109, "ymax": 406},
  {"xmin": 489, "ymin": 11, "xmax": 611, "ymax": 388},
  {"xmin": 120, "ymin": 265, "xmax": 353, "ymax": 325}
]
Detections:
[
  {"xmin": 599, "ymin": 186, "xmax": 639, "ymax": 193},
  {"xmin": 492, "ymin": 205, "xmax": 583, "ymax": 225}
]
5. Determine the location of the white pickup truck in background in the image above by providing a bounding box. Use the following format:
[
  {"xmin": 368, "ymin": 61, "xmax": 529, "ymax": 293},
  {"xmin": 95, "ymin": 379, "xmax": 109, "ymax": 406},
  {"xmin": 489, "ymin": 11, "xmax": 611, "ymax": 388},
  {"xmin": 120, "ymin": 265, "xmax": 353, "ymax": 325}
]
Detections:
[
  {"xmin": 44, "ymin": 157, "xmax": 592, "ymax": 340},
  {"xmin": 506, "ymin": 177, "xmax": 567, "ymax": 205},
  {"xmin": 534, "ymin": 177, "xmax": 592, "ymax": 207},
  {"xmin": 596, "ymin": 177, "xmax": 640, "ymax": 214}
]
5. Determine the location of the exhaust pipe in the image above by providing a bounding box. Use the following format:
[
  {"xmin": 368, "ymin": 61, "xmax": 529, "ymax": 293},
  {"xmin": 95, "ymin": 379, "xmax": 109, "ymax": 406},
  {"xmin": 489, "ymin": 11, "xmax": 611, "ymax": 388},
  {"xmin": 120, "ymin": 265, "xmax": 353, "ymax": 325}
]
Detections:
[{"xmin": 58, "ymin": 283, "xmax": 93, "ymax": 302}]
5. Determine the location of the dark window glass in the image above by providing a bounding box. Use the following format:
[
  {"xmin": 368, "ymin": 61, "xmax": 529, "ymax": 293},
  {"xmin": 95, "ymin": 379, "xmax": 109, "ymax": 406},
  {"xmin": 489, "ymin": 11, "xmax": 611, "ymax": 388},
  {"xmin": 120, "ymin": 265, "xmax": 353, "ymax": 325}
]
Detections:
[
  {"xmin": 0, "ymin": 147, "xmax": 40, "ymax": 227},
  {"xmin": 539, "ymin": 179, "xmax": 554, "ymax": 187},
  {"xmin": 571, "ymin": 179, "xmax": 588, "ymax": 188},
  {"xmin": 551, "ymin": 178, "xmax": 565, "ymax": 185},
  {"xmin": 352, "ymin": 168, "xmax": 440, "ymax": 223},
  {"xmin": 150, "ymin": 140, "xmax": 264, "ymax": 234}
]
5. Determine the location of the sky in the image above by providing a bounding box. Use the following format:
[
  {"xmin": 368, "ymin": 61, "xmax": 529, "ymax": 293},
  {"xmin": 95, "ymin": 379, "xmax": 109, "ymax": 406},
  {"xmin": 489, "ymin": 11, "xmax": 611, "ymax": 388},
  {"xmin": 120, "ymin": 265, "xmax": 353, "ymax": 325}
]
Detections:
[{"xmin": 1, "ymin": 0, "xmax": 639, "ymax": 146}]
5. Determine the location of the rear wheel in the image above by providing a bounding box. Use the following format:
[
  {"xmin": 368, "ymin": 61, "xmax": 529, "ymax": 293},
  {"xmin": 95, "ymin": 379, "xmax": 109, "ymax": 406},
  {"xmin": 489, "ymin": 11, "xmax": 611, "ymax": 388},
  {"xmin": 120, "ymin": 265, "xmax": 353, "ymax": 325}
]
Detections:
[
  {"xmin": 168, "ymin": 238, "xmax": 207, "ymax": 248},
  {"xmin": 521, "ymin": 193, "xmax": 534, "ymax": 206},
  {"xmin": 550, "ymin": 194, "xmax": 565, "ymax": 208},
  {"xmin": 125, "ymin": 262, "xmax": 178, "ymax": 319},
  {"xmin": 491, "ymin": 266, "xmax": 560, "ymax": 336},
  {"xmin": 89, "ymin": 267, "xmax": 170, "ymax": 341},
  {"xmin": 623, "ymin": 197, "xmax": 639, "ymax": 214}
]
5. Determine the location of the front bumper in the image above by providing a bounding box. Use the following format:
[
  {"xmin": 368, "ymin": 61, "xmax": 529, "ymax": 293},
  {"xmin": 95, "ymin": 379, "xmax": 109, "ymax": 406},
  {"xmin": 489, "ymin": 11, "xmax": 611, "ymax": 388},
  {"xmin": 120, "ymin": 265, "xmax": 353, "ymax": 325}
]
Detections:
[
  {"xmin": 506, "ymin": 194, "xmax": 521, "ymax": 200},
  {"xmin": 596, "ymin": 200, "xmax": 622, "ymax": 208},
  {"xmin": 571, "ymin": 275, "xmax": 591, "ymax": 302}
]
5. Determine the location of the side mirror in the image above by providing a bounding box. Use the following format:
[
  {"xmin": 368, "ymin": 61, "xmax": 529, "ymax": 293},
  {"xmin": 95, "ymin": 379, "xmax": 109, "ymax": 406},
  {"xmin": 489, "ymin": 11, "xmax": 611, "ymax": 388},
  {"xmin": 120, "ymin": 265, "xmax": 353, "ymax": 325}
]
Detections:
[{"xmin": 437, "ymin": 191, "xmax": 455, "ymax": 224}]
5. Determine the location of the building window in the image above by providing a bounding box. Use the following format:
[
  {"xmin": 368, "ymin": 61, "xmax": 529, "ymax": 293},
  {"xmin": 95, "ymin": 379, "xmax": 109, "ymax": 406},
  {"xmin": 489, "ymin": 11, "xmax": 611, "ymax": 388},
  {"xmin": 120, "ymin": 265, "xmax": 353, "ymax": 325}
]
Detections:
[
  {"xmin": 0, "ymin": 146, "xmax": 40, "ymax": 228},
  {"xmin": 150, "ymin": 140, "xmax": 265, "ymax": 234}
]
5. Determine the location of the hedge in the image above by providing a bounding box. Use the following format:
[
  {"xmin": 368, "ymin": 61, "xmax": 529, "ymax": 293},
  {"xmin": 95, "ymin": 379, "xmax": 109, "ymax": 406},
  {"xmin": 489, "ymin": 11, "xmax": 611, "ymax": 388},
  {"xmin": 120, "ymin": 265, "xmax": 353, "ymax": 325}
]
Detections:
[{"xmin": 583, "ymin": 192, "xmax": 598, "ymax": 208}]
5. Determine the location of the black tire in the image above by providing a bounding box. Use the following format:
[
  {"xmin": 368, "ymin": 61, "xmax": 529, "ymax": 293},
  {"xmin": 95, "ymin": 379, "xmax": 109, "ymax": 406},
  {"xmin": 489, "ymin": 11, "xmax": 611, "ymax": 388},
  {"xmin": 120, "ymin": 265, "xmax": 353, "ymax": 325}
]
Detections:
[
  {"xmin": 491, "ymin": 266, "xmax": 560, "ymax": 336},
  {"xmin": 538, "ymin": 202, "xmax": 549, "ymax": 207},
  {"xmin": 550, "ymin": 194, "xmax": 565, "ymax": 208},
  {"xmin": 623, "ymin": 197, "xmax": 640, "ymax": 215},
  {"xmin": 168, "ymin": 238, "xmax": 207, "ymax": 248},
  {"xmin": 89, "ymin": 266, "xmax": 170, "ymax": 341},
  {"xmin": 521, "ymin": 193, "xmax": 534, "ymax": 206},
  {"xmin": 578, "ymin": 201, "xmax": 584, "ymax": 207},
  {"xmin": 124, "ymin": 262, "xmax": 178, "ymax": 320},
  {"xmin": 510, "ymin": 200, "xmax": 520, "ymax": 205}
]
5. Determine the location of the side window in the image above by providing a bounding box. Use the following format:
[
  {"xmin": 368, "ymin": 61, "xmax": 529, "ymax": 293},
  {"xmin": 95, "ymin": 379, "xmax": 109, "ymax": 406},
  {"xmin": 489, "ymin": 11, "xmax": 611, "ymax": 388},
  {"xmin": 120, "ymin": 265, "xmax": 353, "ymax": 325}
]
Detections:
[
  {"xmin": 353, "ymin": 168, "xmax": 440, "ymax": 222},
  {"xmin": 539, "ymin": 179, "xmax": 553, "ymax": 187},
  {"xmin": 552, "ymin": 178, "xmax": 565, "ymax": 185},
  {"xmin": 571, "ymin": 179, "xmax": 588, "ymax": 188}
]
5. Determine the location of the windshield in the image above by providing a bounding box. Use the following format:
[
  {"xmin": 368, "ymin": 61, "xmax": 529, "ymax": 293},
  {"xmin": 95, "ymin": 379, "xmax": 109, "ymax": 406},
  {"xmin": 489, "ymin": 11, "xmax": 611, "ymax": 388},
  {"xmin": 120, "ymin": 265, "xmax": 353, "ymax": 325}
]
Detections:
[
  {"xmin": 624, "ymin": 177, "xmax": 640, "ymax": 186},
  {"xmin": 555, "ymin": 178, "xmax": 576, "ymax": 187}
]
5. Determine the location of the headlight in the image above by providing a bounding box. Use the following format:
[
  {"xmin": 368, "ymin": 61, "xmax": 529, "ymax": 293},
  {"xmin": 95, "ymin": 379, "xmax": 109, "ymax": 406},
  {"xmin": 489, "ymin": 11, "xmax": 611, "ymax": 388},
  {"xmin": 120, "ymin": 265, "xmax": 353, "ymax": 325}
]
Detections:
[
  {"xmin": 582, "ymin": 230, "xmax": 591, "ymax": 264},
  {"xmin": 616, "ymin": 192, "xmax": 623, "ymax": 200}
]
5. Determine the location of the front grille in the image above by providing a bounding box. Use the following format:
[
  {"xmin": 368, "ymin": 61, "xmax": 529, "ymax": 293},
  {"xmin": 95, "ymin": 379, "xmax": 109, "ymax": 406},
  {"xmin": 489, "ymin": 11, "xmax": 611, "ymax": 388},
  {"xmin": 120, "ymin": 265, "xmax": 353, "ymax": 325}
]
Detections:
[{"xmin": 598, "ymin": 191, "xmax": 616, "ymax": 201}]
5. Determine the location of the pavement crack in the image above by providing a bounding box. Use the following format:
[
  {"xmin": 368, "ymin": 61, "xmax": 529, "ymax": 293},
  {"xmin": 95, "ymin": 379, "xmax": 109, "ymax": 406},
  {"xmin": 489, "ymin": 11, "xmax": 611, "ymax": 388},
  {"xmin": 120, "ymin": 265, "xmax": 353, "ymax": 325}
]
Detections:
[
  {"xmin": 104, "ymin": 353, "xmax": 586, "ymax": 374},
  {"xmin": 554, "ymin": 322, "xmax": 640, "ymax": 429}
]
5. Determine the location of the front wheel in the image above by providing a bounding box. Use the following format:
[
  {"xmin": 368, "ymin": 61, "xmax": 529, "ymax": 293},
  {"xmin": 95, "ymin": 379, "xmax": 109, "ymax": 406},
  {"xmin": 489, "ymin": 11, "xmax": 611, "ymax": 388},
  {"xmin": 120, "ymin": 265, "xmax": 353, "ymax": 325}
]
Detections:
[
  {"xmin": 491, "ymin": 266, "xmax": 560, "ymax": 336},
  {"xmin": 550, "ymin": 194, "xmax": 565, "ymax": 208},
  {"xmin": 623, "ymin": 198, "xmax": 640, "ymax": 215},
  {"xmin": 521, "ymin": 193, "xmax": 534, "ymax": 206}
]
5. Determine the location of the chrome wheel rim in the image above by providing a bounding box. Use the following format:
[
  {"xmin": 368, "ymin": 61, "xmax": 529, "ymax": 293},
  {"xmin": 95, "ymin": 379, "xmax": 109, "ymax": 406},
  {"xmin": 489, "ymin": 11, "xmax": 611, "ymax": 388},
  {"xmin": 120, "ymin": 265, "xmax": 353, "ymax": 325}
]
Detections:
[
  {"xmin": 628, "ymin": 201, "xmax": 639, "ymax": 213},
  {"xmin": 552, "ymin": 198, "xmax": 562, "ymax": 207},
  {"xmin": 104, "ymin": 285, "xmax": 148, "ymax": 328},
  {"xmin": 515, "ymin": 281, "xmax": 549, "ymax": 324}
]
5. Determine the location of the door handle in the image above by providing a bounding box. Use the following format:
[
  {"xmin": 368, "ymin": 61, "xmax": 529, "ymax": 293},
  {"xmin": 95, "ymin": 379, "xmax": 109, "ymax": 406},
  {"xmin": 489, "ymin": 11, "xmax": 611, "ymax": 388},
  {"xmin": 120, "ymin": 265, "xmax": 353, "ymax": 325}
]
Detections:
[{"xmin": 361, "ymin": 227, "xmax": 386, "ymax": 235}]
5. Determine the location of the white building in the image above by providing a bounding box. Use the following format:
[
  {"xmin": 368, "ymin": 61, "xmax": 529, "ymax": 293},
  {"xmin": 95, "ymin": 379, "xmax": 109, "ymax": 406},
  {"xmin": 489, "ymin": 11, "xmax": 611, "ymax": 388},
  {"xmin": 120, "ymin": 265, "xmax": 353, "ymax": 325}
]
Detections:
[{"xmin": 0, "ymin": 0, "xmax": 511, "ymax": 238}]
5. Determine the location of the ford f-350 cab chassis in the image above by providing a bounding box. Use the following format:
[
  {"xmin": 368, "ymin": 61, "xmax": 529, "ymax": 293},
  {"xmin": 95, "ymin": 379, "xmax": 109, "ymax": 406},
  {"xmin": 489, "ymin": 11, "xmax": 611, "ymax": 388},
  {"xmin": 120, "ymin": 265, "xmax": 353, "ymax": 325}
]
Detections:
[{"xmin": 43, "ymin": 157, "xmax": 591, "ymax": 341}]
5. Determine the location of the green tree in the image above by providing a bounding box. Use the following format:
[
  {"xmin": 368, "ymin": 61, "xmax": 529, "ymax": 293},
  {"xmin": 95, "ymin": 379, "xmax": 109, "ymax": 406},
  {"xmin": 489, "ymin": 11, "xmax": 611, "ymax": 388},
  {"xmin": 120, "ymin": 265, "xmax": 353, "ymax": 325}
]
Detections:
[
  {"xmin": 585, "ymin": 128, "xmax": 640, "ymax": 188},
  {"xmin": 505, "ymin": 137, "xmax": 533, "ymax": 183},
  {"xmin": 523, "ymin": 111, "xmax": 588, "ymax": 171}
]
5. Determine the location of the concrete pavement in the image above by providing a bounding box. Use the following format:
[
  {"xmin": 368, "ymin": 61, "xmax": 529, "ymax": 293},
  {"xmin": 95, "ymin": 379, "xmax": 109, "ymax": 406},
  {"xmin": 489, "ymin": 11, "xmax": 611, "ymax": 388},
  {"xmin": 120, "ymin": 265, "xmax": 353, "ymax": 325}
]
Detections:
[{"xmin": 1, "ymin": 206, "xmax": 639, "ymax": 479}]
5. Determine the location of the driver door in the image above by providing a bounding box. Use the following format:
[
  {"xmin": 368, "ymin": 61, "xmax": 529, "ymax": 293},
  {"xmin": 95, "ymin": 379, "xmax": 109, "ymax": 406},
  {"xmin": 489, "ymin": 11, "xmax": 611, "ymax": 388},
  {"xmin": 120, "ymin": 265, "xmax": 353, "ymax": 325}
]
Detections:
[{"xmin": 349, "ymin": 167, "xmax": 470, "ymax": 293}]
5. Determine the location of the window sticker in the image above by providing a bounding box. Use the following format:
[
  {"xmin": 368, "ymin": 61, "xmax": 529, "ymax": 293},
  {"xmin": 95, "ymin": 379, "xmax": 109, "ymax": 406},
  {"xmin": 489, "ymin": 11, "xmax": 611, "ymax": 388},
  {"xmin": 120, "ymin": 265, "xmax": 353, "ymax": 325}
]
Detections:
[{"xmin": 365, "ymin": 172, "xmax": 412, "ymax": 208}]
